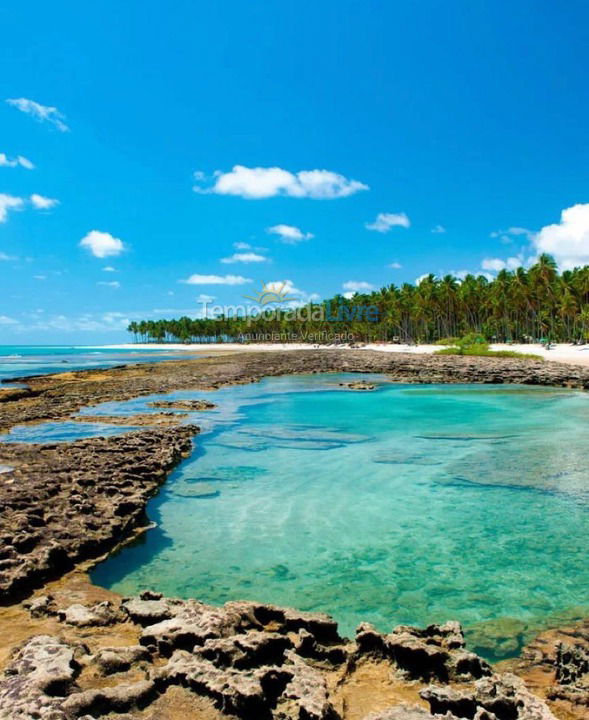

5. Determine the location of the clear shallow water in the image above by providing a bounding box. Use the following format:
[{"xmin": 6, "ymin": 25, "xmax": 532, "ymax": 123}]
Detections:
[
  {"xmin": 0, "ymin": 345, "xmax": 198, "ymax": 383},
  {"xmin": 84, "ymin": 375, "xmax": 589, "ymax": 660}
]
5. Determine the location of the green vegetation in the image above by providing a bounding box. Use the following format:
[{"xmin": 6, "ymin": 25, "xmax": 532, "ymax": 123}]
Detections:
[
  {"xmin": 128, "ymin": 254, "xmax": 589, "ymax": 344},
  {"xmin": 435, "ymin": 345, "xmax": 543, "ymax": 360}
]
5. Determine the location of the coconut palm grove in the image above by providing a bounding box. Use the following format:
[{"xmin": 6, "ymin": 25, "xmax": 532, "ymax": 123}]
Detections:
[{"xmin": 127, "ymin": 254, "xmax": 589, "ymax": 345}]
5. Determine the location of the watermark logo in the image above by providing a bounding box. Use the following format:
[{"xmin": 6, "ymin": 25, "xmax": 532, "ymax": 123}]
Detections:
[
  {"xmin": 199, "ymin": 279, "xmax": 381, "ymax": 328},
  {"xmin": 242, "ymin": 281, "xmax": 296, "ymax": 306}
]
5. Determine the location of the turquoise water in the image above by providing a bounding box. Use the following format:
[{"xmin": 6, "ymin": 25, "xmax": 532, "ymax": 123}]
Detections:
[
  {"xmin": 0, "ymin": 345, "xmax": 198, "ymax": 383},
  {"xmin": 83, "ymin": 375, "xmax": 589, "ymax": 660}
]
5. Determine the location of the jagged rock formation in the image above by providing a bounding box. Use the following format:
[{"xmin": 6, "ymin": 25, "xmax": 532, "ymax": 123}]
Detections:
[
  {"xmin": 502, "ymin": 618, "xmax": 589, "ymax": 718},
  {"xmin": 1, "ymin": 591, "xmax": 562, "ymax": 720}
]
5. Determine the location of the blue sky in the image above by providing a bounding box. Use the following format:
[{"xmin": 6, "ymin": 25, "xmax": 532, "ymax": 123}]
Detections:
[{"xmin": 2, "ymin": 1, "xmax": 589, "ymax": 343}]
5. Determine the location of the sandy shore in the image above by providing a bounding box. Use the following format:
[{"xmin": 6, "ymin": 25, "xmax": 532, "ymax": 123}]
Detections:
[{"xmin": 88, "ymin": 341, "xmax": 589, "ymax": 367}]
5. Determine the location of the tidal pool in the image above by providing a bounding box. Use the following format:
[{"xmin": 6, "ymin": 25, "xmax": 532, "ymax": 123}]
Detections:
[{"xmin": 86, "ymin": 375, "xmax": 589, "ymax": 660}]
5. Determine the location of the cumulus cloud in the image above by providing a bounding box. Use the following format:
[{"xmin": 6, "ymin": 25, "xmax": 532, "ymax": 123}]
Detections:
[
  {"xmin": 33, "ymin": 275, "xmax": 47, "ymax": 280},
  {"xmin": 266, "ymin": 224, "xmax": 314, "ymax": 244},
  {"xmin": 431, "ymin": 224, "xmax": 446, "ymax": 234},
  {"xmin": 342, "ymin": 280, "xmax": 375, "ymax": 296},
  {"xmin": 0, "ymin": 153, "xmax": 34, "ymax": 169},
  {"xmin": 97, "ymin": 281, "xmax": 120, "ymax": 288},
  {"xmin": 220, "ymin": 252, "xmax": 268, "ymax": 264},
  {"xmin": 233, "ymin": 241, "xmax": 251, "ymax": 250},
  {"xmin": 387, "ymin": 262, "xmax": 402, "ymax": 269},
  {"xmin": 181, "ymin": 274, "xmax": 252, "ymax": 285},
  {"xmin": 30, "ymin": 194, "xmax": 59, "ymax": 210},
  {"xmin": 196, "ymin": 294, "xmax": 216, "ymax": 303},
  {"xmin": 365, "ymin": 212, "xmax": 410, "ymax": 233},
  {"xmin": 193, "ymin": 165, "xmax": 368, "ymax": 199},
  {"xmin": 533, "ymin": 204, "xmax": 589, "ymax": 270},
  {"xmin": 80, "ymin": 230, "xmax": 126, "ymax": 258},
  {"xmin": 0, "ymin": 194, "xmax": 24, "ymax": 222},
  {"xmin": 481, "ymin": 256, "xmax": 523, "ymax": 272},
  {"xmin": 6, "ymin": 98, "xmax": 69, "ymax": 132},
  {"xmin": 102, "ymin": 266, "xmax": 116, "ymax": 272}
]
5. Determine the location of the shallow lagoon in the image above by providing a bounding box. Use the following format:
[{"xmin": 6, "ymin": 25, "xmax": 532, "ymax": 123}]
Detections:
[{"xmin": 7, "ymin": 373, "xmax": 589, "ymax": 660}]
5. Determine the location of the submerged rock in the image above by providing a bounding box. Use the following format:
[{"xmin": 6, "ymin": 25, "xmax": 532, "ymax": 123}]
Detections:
[
  {"xmin": 148, "ymin": 399, "xmax": 216, "ymax": 411},
  {"xmin": 339, "ymin": 380, "xmax": 375, "ymax": 390}
]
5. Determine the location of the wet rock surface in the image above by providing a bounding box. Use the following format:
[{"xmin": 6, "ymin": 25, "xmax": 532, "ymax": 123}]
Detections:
[
  {"xmin": 0, "ymin": 591, "xmax": 565, "ymax": 720},
  {"xmin": 0, "ymin": 426, "xmax": 197, "ymax": 604},
  {"xmin": 72, "ymin": 412, "xmax": 186, "ymax": 426}
]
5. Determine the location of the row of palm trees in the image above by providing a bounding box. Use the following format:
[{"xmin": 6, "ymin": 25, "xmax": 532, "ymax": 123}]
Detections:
[{"xmin": 128, "ymin": 254, "xmax": 589, "ymax": 344}]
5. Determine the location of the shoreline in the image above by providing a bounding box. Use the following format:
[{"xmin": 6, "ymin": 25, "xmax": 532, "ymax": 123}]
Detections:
[
  {"xmin": 1, "ymin": 351, "xmax": 588, "ymax": 718},
  {"xmin": 84, "ymin": 341, "xmax": 589, "ymax": 368}
]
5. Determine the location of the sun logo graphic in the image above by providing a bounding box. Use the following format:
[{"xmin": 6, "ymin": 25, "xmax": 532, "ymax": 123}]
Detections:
[{"xmin": 243, "ymin": 281, "xmax": 297, "ymax": 306}]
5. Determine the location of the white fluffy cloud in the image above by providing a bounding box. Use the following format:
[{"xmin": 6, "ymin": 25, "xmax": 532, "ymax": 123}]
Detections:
[
  {"xmin": 0, "ymin": 194, "xmax": 24, "ymax": 222},
  {"xmin": 233, "ymin": 241, "xmax": 251, "ymax": 250},
  {"xmin": 0, "ymin": 153, "xmax": 34, "ymax": 169},
  {"xmin": 102, "ymin": 266, "xmax": 116, "ymax": 272},
  {"xmin": 365, "ymin": 212, "xmax": 410, "ymax": 232},
  {"xmin": 182, "ymin": 274, "xmax": 252, "ymax": 285},
  {"xmin": 6, "ymin": 98, "xmax": 69, "ymax": 132},
  {"xmin": 431, "ymin": 224, "xmax": 446, "ymax": 234},
  {"xmin": 387, "ymin": 262, "xmax": 402, "ymax": 269},
  {"xmin": 266, "ymin": 224, "xmax": 314, "ymax": 244},
  {"xmin": 79, "ymin": 230, "xmax": 126, "ymax": 258},
  {"xmin": 97, "ymin": 281, "xmax": 120, "ymax": 288},
  {"xmin": 533, "ymin": 204, "xmax": 589, "ymax": 270},
  {"xmin": 481, "ymin": 256, "xmax": 522, "ymax": 272},
  {"xmin": 194, "ymin": 165, "xmax": 368, "ymax": 199},
  {"xmin": 342, "ymin": 280, "xmax": 375, "ymax": 295},
  {"xmin": 220, "ymin": 252, "xmax": 268, "ymax": 264},
  {"xmin": 196, "ymin": 294, "xmax": 216, "ymax": 303},
  {"xmin": 30, "ymin": 194, "xmax": 59, "ymax": 210}
]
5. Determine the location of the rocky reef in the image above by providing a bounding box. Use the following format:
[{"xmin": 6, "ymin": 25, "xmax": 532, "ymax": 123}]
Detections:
[
  {"xmin": 0, "ymin": 584, "xmax": 574, "ymax": 719},
  {"xmin": 1, "ymin": 349, "xmax": 588, "ymax": 431},
  {"xmin": 0, "ymin": 426, "xmax": 198, "ymax": 603}
]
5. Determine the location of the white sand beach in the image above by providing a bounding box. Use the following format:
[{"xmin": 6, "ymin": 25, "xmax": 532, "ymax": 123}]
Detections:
[{"xmin": 84, "ymin": 342, "xmax": 589, "ymax": 368}]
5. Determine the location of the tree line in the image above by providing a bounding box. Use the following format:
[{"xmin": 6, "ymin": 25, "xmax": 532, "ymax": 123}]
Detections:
[{"xmin": 127, "ymin": 254, "xmax": 589, "ymax": 344}]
